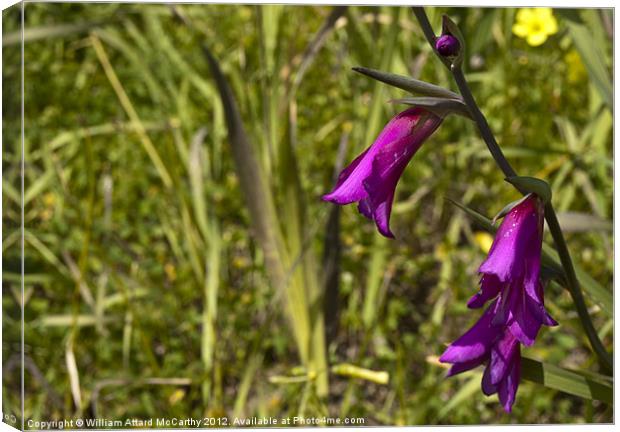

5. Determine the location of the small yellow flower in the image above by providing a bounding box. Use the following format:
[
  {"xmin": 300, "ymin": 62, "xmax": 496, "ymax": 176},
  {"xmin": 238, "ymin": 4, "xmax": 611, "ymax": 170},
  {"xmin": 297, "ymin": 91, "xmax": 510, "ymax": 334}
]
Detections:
[
  {"xmin": 42, "ymin": 192, "xmax": 56, "ymax": 207},
  {"xmin": 512, "ymin": 8, "xmax": 558, "ymax": 47},
  {"xmin": 474, "ymin": 232, "xmax": 494, "ymax": 254},
  {"xmin": 434, "ymin": 242, "xmax": 449, "ymax": 260},
  {"xmin": 164, "ymin": 262, "xmax": 177, "ymax": 281},
  {"xmin": 40, "ymin": 192, "xmax": 56, "ymax": 221},
  {"xmin": 232, "ymin": 255, "xmax": 250, "ymax": 269},
  {"xmin": 168, "ymin": 389, "xmax": 185, "ymax": 405},
  {"xmin": 564, "ymin": 49, "xmax": 586, "ymax": 83}
]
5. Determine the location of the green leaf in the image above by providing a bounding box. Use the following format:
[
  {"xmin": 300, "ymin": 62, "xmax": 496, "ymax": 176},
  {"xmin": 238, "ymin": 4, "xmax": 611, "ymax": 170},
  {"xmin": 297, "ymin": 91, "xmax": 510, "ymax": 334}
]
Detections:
[
  {"xmin": 24, "ymin": 170, "xmax": 54, "ymax": 206},
  {"xmin": 445, "ymin": 198, "xmax": 496, "ymax": 233},
  {"xmin": 3, "ymin": 19, "xmax": 113, "ymax": 46},
  {"xmin": 2, "ymin": 178, "xmax": 20, "ymax": 205},
  {"xmin": 565, "ymin": 21, "xmax": 612, "ymax": 109},
  {"xmin": 438, "ymin": 372, "xmax": 482, "ymax": 419},
  {"xmin": 492, "ymin": 194, "xmax": 531, "ymax": 224},
  {"xmin": 541, "ymin": 244, "xmax": 612, "ymax": 317},
  {"xmin": 505, "ymin": 176, "xmax": 551, "ymax": 204},
  {"xmin": 469, "ymin": 9, "xmax": 497, "ymax": 54},
  {"xmin": 390, "ymin": 97, "xmax": 471, "ymax": 119},
  {"xmin": 204, "ymin": 43, "xmax": 329, "ymax": 396},
  {"xmin": 521, "ymin": 357, "xmax": 612, "ymax": 404},
  {"xmin": 352, "ymin": 66, "xmax": 461, "ymax": 99}
]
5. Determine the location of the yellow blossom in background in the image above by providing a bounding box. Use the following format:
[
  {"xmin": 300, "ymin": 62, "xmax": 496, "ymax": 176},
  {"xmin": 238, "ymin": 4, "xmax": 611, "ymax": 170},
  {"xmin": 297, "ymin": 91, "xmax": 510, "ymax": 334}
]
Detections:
[
  {"xmin": 434, "ymin": 242, "xmax": 449, "ymax": 261},
  {"xmin": 168, "ymin": 389, "xmax": 185, "ymax": 405},
  {"xmin": 564, "ymin": 49, "xmax": 586, "ymax": 83},
  {"xmin": 474, "ymin": 232, "xmax": 494, "ymax": 254},
  {"xmin": 512, "ymin": 8, "xmax": 558, "ymax": 46},
  {"xmin": 40, "ymin": 192, "xmax": 56, "ymax": 221},
  {"xmin": 42, "ymin": 192, "xmax": 56, "ymax": 207},
  {"xmin": 164, "ymin": 262, "xmax": 177, "ymax": 281}
]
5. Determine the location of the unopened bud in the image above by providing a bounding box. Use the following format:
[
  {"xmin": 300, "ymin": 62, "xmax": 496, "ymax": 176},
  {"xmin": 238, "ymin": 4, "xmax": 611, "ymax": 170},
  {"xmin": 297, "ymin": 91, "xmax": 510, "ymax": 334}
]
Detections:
[{"xmin": 435, "ymin": 34, "xmax": 460, "ymax": 57}]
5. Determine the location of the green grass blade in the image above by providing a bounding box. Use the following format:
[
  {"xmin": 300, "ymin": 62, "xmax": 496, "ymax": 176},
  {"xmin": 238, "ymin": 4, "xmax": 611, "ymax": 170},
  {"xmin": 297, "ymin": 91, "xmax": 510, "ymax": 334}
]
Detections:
[
  {"xmin": 542, "ymin": 244, "xmax": 612, "ymax": 317},
  {"xmin": 90, "ymin": 34, "xmax": 173, "ymax": 188},
  {"xmin": 521, "ymin": 357, "xmax": 612, "ymax": 404},
  {"xmin": 204, "ymin": 44, "xmax": 313, "ymax": 373},
  {"xmin": 23, "ymin": 170, "xmax": 53, "ymax": 206},
  {"xmin": 3, "ymin": 19, "xmax": 112, "ymax": 46},
  {"xmin": 437, "ymin": 373, "xmax": 482, "ymax": 419},
  {"xmin": 565, "ymin": 21, "xmax": 612, "ymax": 109}
]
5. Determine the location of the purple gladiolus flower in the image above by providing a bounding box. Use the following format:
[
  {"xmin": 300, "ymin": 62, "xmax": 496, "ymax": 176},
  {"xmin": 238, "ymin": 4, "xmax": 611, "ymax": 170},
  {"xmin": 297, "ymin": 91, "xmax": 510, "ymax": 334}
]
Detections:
[
  {"xmin": 322, "ymin": 107, "xmax": 442, "ymax": 238},
  {"xmin": 439, "ymin": 194, "xmax": 557, "ymax": 412}
]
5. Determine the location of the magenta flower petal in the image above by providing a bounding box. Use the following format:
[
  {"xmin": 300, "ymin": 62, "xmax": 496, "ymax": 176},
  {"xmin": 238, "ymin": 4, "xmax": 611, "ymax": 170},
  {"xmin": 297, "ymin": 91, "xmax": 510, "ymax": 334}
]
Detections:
[
  {"xmin": 470, "ymin": 195, "xmax": 555, "ymax": 343},
  {"xmin": 446, "ymin": 355, "xmax": 486, "ymax": 377},
  {"xmin": 439, "ymin": 303, "xmax": 500, "ymax": 363},
  {"xmin": 522, "ymin": 257, "xmax": 556, "ymax": 331},
  {"xmin": 442, "ymin": 194, "xmax": 556, "ymax": 413},
  {"xmin": 441, "ymin": 317, "xmax": 523, "ymax": 413},
  {"xmin": 497, "ymin": 350, "xmax": 521, "ymax": 413},
  {"xmin": 360, "ymin": 140, "xmax": 413, "ymax": 237},
  {"xmin": 468, "ymin": 274, "xmax": 502, "ymax": 309},
  {"xmin": 479, "ymin": 330, "xmax": 521, "ymax": 413},
  {"xmin": 357, "ymin": 198, "xmax": 373, "ymax": 220},
  {"xmin": 507, "ymin": 292, "xmax": 552, "ymax": 346},
  {"xmin": 481, "ymin": 366, "xmax": 497, "ymax": 396},
  {"xmin": 322, "ymin": 147, "xmax": 371, "ymax": 205},
  {"xmin": 479, "ymin": 195, "xmax": 543, "ymax": 282},
  {"xmin": 502, "ymin": 278, "xmax": 551, "ymax": 346},
  {"xmin": 522, "ymin": 220, "xmax": 544, "ymax": 302},
  {"xmin": 323, "ymin": 107, "xmax": 442, "ymax": 237},
  {"xmin": 489, "ymin": 330, "xmax": 519, "ymax": 385},
  {"xmin": 531, "ymin": 280, "xmax": 558, "ymax": 326}
]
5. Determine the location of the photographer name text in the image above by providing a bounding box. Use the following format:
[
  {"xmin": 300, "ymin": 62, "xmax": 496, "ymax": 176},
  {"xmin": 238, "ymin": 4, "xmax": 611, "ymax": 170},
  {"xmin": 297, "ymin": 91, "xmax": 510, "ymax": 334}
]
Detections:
[{"xmin": 27, "ymin": 415, "xmax": 365, "ymax": 429}]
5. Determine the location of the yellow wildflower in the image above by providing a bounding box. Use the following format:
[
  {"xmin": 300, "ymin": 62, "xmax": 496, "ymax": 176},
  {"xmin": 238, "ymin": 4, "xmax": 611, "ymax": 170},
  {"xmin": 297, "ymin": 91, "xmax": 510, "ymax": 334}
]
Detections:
[
  {"xmin": 40, "ymin": 192, "xmax": 56, "ymax": 221},
  {"xmin": 168, "ymin": 389, "xmax": 185, "ymax": 405},
  {"xmin": 512, "ymin": 8, "xmax": 558, "ymax": 47},
  {"xmin": 474, "ymin": 232, "xmax": 494, "ymax": 254},
  {"xmin": 564, "ymin": 49, "xmax": 586, "ymax": 83},
  {"xmin": 42, "ymin": 192, "xmax": 56, "ymax": 207},
  {"xmin": 164, "ymin": 262, "xmax": 177, "ymax": 281}
]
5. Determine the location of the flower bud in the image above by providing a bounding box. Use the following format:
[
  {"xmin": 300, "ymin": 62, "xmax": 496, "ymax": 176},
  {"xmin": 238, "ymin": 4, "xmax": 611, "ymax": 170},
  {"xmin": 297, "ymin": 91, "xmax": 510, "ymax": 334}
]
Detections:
[{"xmin": 435, "ymin": 34, "xmax": 460, "ymax": 57}]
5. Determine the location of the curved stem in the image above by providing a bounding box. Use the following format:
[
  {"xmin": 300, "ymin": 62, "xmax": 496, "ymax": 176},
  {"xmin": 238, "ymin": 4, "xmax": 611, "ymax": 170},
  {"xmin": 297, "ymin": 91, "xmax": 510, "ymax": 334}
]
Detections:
[
  {"xmin": 545, "ymin": 206, "xmax": 612, "ymax": 371},
  {"xmin": 411, "ymin": 7, "xmax": 450, "ymax": 69},
  {"xmin": 412, "ymin": 7, "xmax": 612, "ymax": 371}
]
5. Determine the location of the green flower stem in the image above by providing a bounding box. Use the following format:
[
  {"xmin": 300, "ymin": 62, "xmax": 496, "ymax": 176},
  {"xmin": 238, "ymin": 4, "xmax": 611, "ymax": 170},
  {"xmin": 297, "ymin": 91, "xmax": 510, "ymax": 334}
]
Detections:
[
  {"xmin": 411, "ymin": 7, "xmax": 451, "ymax": 70},
  {"xmin": 544, "ymin": 206, "xmax": 612, "ymax": 371},
  {"xmin": 412, "ymin": 7, "xmax": 612, "ymax": 371}
]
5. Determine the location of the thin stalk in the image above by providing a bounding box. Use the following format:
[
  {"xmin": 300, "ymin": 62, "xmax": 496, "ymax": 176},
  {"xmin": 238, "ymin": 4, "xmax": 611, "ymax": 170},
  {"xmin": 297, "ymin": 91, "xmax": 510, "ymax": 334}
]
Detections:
[
  {"xmin": 90, "ymin": 34, "xmax": 173, "ymax": 189},
  {"xmin": 411, "ymin": 7, "xmax": 451, "ymax": 70},
  {"xmin": 413, "ymin": 7, "xmax": 612, "ymax": 371},
  {"xmin": 545, "ymin": 206, "xmax": 612, "ymax": 371}
]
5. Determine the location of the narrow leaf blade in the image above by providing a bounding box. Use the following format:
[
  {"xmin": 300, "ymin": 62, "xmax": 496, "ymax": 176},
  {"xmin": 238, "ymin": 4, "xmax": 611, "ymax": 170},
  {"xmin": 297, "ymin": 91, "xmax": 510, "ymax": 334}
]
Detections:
[
  {"xmin": 353, "ymin": 66, "xmax": 461, "ymax": 99},
  {"xmin": 521, "ymin": 357, "xmax": 612, "ymax": 404}
]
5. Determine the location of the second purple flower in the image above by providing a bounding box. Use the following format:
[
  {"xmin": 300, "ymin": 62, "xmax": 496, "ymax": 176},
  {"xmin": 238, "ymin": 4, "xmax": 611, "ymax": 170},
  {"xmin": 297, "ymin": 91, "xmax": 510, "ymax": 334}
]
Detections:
[
  {"xmin": 439, "ymin": 194, "xmax": 558, "ymax": 412},
  {"xmin": 322, "ymin": 107, "xmax": 443, "ymax": 238}
]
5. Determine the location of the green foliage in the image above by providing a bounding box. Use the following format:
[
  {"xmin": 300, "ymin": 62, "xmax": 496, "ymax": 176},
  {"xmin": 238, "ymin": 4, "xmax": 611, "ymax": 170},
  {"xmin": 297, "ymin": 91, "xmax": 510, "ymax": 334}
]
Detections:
[{"xmin": 2, "ymin": 4, "xmax": 612, "ymax": 425}]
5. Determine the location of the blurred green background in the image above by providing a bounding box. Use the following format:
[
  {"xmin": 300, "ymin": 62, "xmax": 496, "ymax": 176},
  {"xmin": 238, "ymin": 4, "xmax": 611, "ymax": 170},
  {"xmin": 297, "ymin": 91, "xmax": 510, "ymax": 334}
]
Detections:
[{"xmin": 2, "ymin": 3, "xmax": 612, "ymax": 426}]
